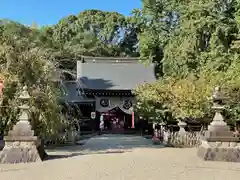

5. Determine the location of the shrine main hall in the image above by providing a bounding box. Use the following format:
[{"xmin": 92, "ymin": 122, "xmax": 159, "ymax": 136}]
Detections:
[{"xmin": 61, "ymin": 56, "xmax": 156, "ymax": 132}]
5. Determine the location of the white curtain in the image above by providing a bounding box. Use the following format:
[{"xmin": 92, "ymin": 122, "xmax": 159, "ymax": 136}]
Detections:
[
  {"xmin": 95, "ymin": 97, "xmax": 119, "ymax": 112},
  {"xmin": 95, "ymin": 97, "xmax": 135, "ymax": 115}
]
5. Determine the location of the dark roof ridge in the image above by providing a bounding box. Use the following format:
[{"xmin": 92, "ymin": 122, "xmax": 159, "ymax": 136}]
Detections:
[{"xmin": 82, "ymin": 56, "xmax": 139, "ymax": 63}]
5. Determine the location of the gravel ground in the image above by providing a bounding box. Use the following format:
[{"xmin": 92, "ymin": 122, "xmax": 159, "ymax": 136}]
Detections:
[{"xmin": 0, "ymin": 134, "xmax": 240, "ymax": 180}]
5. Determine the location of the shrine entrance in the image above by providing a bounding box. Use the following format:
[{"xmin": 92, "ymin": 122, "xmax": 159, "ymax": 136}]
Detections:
[
  {"xmin": 101, "ymin": 107, "xmax": 132, "ymax": 132},
  {"xmin": 95, "ymin": 97, "xmax": 135, "ymax": 133}
]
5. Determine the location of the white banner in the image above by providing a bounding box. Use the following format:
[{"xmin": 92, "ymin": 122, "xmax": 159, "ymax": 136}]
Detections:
[{"xmin": 95, "ymin": 97, "xmax": 135, "ymax": 114}]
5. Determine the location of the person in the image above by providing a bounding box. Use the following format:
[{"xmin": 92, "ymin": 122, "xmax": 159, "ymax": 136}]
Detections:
[
  {"xmin": 99, "ymin": 114, "xmax": 104, "ymax": 131},
  {"xmin": 120, "ymin": 119, "xmax": 124, "ymax": 129},
  {"xmin": 112, "ymin": 117, "xmax": 117, "ymax": 130},
  {"xmin": 116, "ymin": 118, "xmax": 119, "ymax": 129}
]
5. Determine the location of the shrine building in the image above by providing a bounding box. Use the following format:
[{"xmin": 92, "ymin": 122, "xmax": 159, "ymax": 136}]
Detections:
[{"xmin": 61, "ymin": 56, "xmax": 156, "ymax": 132}]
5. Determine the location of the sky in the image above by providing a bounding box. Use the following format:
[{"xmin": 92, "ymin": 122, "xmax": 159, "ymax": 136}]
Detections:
[{"xmin": 0, "ymin": 0, "xmax": 142, "ymax": 26}]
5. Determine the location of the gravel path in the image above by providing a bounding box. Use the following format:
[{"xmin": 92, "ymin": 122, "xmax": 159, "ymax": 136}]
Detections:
[{"xmin": 0, "ymin": 134, "xmax": 240, "ymax": 180}]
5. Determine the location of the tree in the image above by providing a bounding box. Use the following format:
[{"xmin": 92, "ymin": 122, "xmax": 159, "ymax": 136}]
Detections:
[
  {"xmin": 43, "ymin": 10, "xmax": 139, "ymax": 57},
  {"xmin": 0, "ymin": 21, "xmax": 63, "ymax": 138},
  {"xmin": 34, "ymin": 10, "xmax": 141, "ymax": 78},
  {"xmin": 162, "ymin": 0, "xmax": 239, "ymax": 77},
  {"xmin": 136, "ymin": 0, "xmax": 179, "ymax": 77},
  {"xmin": 134, "ymin": 0, "xmax": 240, "ymax": 123}
]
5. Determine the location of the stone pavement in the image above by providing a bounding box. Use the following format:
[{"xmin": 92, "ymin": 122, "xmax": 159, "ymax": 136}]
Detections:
[{"xmin": 0, "ymin": 134, "xmax": 240, "ymax": 180}]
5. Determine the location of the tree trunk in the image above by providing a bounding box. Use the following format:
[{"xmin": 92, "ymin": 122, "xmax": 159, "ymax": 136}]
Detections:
[{"xmin": 37, "ymin": 139, "xmax": 48, "ymax": 160}]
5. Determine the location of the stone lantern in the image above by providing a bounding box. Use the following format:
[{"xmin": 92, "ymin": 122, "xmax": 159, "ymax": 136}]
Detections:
[
  {"xmin": 197, "ymin": 86, "xmax": 240, "ymax": 162},
  {"xmin": 205, "ymin": 86, "xmax": 234, "ymax": 141},
  {"xmin": 178, "ymin": 120, "xmax": 187, "ymax": 136},
  {"xmin": 0, "ymin": 86, "xmax": 42, "ymax": 163}
]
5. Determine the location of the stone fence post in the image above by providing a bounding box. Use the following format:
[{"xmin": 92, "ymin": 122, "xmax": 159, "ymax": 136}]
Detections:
[
  {"xmin": 178, "ymin": 120, "xmax": 187, "ymax": 136},
  {"xmin": 177, "ymin": 120, "xmax": 187, "ymax": 145}
]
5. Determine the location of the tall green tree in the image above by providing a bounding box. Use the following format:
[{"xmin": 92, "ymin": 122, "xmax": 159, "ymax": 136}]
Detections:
[
  {"xmin": 0, "ymin": 21, "xmax": 63, "ymax": 138},
  {"xmin": 162, "ymin": 0, "xmax": 239, "ymax": 77},
  {"xmin": 134, "ymin": 0, "xmax": 240, "ymax": 123},
  {"xmin": 44, "ymin": 10, "xmax": 139, "ymax": 57},
  {"xmin": 136, "ymin": 0, "xmax": 179, "ymax": 77}
]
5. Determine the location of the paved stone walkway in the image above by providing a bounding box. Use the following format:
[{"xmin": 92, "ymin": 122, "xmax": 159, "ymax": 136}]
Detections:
[{"xmin": 0, "ymin": 134, "xmax": 240, "ymax": 180}]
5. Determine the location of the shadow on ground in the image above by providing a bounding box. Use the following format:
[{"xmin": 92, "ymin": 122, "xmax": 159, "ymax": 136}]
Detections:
[
  {"xmin": 44, "ymin": 134, "xmax": 164, "ymax": 161},
  {"xmin": 1, "ymin": 134, "xmax": 164, "ymax": 161},
  {"xmin": 45, "ymin": 150, "xmax": 129, "ymax": 161}
]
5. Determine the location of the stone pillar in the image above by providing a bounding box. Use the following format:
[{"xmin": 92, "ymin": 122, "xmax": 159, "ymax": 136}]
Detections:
[
  {"xmin": 177, "ymin": 120, "xmax": 187, "ymax": 145},
  {"xmin": 0, "ymin": 86, "xmax": 42, "ymax": 164},
  {"xmin": 67, "ymin": 126, "xmax": 76, "ymax": 145},
  {"xmin": 178, "ymin": 120, "xmax": 187, "ymax": 136},
  {"xmin": 197, "ymin": 86, "xmax": 240, "ymax": 162},
  {"xmin": 153, "ymin": 122, "xmax": 159, "ymax": 138},
  {"xmin": 160, "ymin": 122, "xmax": 166, "ymax": 141}
]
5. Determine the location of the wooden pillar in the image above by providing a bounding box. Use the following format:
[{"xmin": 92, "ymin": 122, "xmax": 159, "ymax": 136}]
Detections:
[{"xmin": 131, "ymin": 111, "xmax": 135, "ymax": 128}]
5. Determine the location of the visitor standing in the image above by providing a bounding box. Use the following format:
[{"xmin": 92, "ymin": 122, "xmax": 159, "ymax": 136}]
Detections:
[
  {"xmin": 120, "ymin": 119, "xmax": 124, "ymax": 129},
  {"xmin": 99, "ymin": 114, "xmax": 104, "ymax": 132}
]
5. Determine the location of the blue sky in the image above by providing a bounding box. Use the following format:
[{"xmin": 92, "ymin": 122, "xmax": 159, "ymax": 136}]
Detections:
[{"xmin": 0, "ymin": 0, "xmax": 142, "ymax": 26}]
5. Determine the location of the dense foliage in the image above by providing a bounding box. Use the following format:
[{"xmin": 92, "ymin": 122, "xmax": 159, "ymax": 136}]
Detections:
[
  {"xmin": 134, "ymin": 0, "xmax": 240, "ymax": 124},
  {"xmin": 38, "ymin": 10, "xmax": 140, "ymax": 57},
  {"xmin": 0, "ymin": 21, "xmax": 63, "ymax": 137}
]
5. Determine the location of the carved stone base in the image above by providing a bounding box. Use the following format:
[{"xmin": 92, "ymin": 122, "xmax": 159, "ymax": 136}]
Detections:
[
  {"xmin": 0, "ymin": 138, "xmax": 43, "ymax": 164},
  {"xmin": 198, "ymin": 140, "xmax": 240, "ymax": 162}
]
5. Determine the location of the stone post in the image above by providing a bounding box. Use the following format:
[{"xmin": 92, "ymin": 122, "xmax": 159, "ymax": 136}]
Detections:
[
  {"xmin": 0, "ymin": 86, "xmax": 42, "ymax": 163},
  {"xmin": 197, "ymin": 86, "xmax": 240, "ymax": 162},
  {"xmin": 160, "ymin": 122, "xmax": 166, "ymax": 142},
  {"xmin": 177, "ymin": 120, "xmax": 187, "ymax": 145},
  {"xmin": 67, "ymin": 126, "xmax": 76, "ymax": 145},
  {"xmin": 178, "ymin": 120, "xmax": 187, "ymax": 136}
]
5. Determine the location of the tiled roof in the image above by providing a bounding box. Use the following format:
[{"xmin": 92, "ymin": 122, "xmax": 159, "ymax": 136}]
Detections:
[
  {"xmin": 60, "ymin": 81, "xmax": 94, "ymax": 103},
  {"xmin": 77, "ymin": 57, "xmax": 156, "ymax": 90}
]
